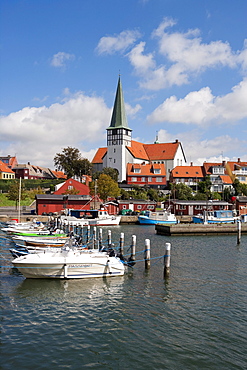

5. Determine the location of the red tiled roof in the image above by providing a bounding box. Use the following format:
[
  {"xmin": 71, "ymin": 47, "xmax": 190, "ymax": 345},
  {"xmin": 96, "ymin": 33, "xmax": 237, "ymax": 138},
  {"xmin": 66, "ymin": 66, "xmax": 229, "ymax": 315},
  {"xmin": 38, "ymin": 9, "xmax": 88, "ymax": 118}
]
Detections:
[
  {"xmin": 219, "ymin": 175, "xmax": 233, "ymax": 184},
  {"xmin": 0, "ymin": 160, "xmax": 15, "ymax": 174},
  {"xmin": 227, "ymin": 161, "xmax": 247, "ymax": 171},
  {"xmin": 52, "ymin": 170, "xmax": 67, "ymax": 179},
  {"xmin": 202, "ymin": 162, "xmax": 226, "ymax": 175},
  {"xmin": 143, "ymin": 142, "xmax": 180, "ymax": 160},
  {"xmin": 127, "ymin": 163, "xmax": 166, "ymax": 176},
  {"xmin": 127, "ymin": 141, "xmax": 149, "ymax": 160},
  {"xmin": 92, "ymin": 147, "xmax": 107, "ymax": 164},
  {"xmin": 93, "ymin": 140, "xmax": 181, "ymax": 165},
  {"xmin": 171, "ymin": 165, "xmax": 203, "ymax": 178}
]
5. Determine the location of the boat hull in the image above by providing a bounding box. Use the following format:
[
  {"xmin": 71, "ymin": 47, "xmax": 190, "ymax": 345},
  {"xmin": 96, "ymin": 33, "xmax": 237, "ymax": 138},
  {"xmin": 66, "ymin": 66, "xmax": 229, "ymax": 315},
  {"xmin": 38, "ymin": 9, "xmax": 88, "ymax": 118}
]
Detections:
[
  {"xmin": 192, "ymin": 216, "xmax": 236, "ymax": 224},
  {"xmin": 12, "ymin": 250, "xmax": 125, "ymax": 279},
  {"xmin": 138, "ymin": 217, "xmax": 177, "ymax": 225}
]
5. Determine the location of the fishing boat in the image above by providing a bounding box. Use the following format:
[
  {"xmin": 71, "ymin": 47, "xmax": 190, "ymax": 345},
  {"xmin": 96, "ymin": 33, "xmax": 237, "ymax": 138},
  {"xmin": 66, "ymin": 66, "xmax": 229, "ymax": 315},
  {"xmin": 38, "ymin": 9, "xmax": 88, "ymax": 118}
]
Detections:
[
  {"xmin": 138, "ymin": 209, "xmax": 178, "ymax": 225},
  {"xmin": 192, "ymin": 210, "xmax": 239, "ymax": 224},
  {"xmin": 12, "ymin": 246, "xmax": 125, "ymax": 279},
  {"xmin": 60, "ymin": 208, "xmax": 121, "ymax": 227}
]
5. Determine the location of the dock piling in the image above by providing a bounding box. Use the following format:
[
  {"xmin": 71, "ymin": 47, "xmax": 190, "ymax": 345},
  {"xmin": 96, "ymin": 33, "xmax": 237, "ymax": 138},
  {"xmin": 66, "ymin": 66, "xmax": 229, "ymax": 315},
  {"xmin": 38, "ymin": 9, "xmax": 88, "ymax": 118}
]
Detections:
[
  {"xmin": 237, "ymin": 220, "xmax": 241, "ymax": 244},
  {"xmin": 119, "ymin": 232, "xmax": 124, "ymax": 259},
  {"xmin": 128, "ymin": 235, "xmax": 136, "ymax": 266},
  {"xmin": 164, "ymin": 242, "xmax": 171, "ymax": 278},
  {"xmin": 144, "ymin": 239, "xmax": 151, "ymax": 269}
]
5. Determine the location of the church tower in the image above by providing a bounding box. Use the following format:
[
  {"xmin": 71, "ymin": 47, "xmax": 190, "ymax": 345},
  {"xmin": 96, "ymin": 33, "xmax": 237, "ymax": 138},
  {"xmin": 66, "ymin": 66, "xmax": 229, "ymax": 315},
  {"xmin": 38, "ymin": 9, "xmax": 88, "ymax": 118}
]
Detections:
[{"xmin": 105, "ymin": 77, "xmax": 132, "ymax": 182}]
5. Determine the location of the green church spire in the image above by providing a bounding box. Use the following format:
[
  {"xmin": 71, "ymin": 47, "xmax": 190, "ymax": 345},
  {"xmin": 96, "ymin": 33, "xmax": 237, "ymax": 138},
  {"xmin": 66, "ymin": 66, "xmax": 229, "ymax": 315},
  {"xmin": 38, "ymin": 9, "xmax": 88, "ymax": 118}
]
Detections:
[{"xmin": 107, "ymin": 77, "xmax": 131, "ymax": 131}]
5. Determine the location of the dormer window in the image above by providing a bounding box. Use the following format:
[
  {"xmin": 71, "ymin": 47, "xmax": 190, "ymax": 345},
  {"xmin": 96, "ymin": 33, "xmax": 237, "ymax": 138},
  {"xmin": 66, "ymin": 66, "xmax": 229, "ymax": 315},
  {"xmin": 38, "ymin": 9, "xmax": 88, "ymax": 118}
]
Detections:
[
  {"xmin": 212, "ymin": 167, "xmax": 224, "ymax": 174},
  {"xmin": 133, "ymin": 168, "xmax": 141, "ymax": 173},
  {"xmin": 154, "ymin": 169, "xmax": 161, "ymax": 174}
]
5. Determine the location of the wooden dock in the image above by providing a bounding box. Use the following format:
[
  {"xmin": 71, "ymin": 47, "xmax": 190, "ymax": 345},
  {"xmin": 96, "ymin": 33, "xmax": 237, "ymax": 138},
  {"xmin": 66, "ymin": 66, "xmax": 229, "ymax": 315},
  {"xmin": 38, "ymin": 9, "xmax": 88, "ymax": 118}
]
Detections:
[{"xmin": 155, "ymin": 222, "xmax": 247, "ymax": 236}]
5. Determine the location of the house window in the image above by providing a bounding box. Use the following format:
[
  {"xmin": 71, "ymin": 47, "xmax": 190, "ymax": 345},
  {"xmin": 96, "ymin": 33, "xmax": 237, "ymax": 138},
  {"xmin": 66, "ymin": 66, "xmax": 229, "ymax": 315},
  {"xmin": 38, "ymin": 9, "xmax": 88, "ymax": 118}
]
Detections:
[
  {"xmin": 195, "ymin": 205, "xmax": 202, "ymax": 210},
  {"xmin": 148, "ymin": 177, "xmax": 152, "ymax": 182},
  {"xmin": 156, "ymin": 177, "xmax": 162, "ymax": 182},
  {"xmin": 179, "ymin": 205, "xmax": 186, "ymax": 210},
  {"xmin": 137, "ymin": 205, "xmax": 142, "ymax": 209},
  {"xmin": 147, "ymin": 205, "xmax": 154, "ymax": 209},
  {"xmin": 68, "ymin": 186, "xmax": 73, "ymax": 190},
  {"xmin": 141, "ymin": 177, "xmax": 145, "ymax": 182},
  {"xmin": 134, "ymin": 168, "xmax": 141, "ymax": 173},
  {"xmin": 131, "ymin": 177, "xmax": 137, "ymax": 182},
  {"xmin": 212, "ymin": 167, "xmax": 224, "ymax": 174},
  {"xmin": 122, "ymin": 205, "xmax": 126, "ymax": 209},
  {"xmin": 154, "ymin": 169, "xmax": 161, "ymax": 174}
]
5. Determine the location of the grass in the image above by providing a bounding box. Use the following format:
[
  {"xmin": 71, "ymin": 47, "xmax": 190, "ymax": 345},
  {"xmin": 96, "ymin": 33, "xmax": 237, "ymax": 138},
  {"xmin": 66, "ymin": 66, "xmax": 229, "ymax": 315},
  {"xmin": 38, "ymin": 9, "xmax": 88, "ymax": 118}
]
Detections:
[{"xmin": 0, "ymin": 193, "xmax": 34, "ymax": 207}]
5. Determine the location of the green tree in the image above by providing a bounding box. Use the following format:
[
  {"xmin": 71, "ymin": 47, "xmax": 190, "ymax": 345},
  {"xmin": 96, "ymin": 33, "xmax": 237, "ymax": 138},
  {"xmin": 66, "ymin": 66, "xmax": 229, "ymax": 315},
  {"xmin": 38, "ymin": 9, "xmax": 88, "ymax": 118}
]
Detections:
[
  {"xmin": 54, "ymin": 147, "xmax": 92, "ymax": 178},
  {"xmin": 74, "ymin": 158, "xmax": 92, "ymax": 177},
  {"xmin": 175, "ymin": 183, "xmax": 194, "ymax": 200},
  {"xmin": 232, "ymin": 178, "xmax": 242, "ymax": 196},
  {"xmin": 7, "ymin": 180, "xmax": 27, "ymax": 209},
  {"xmin": 90, "ymin": 174, "xmax": 120, "ymax": 202},
  {"xmin": 102, "ymin": 167, "xmax": 119, "ymax": 182}
]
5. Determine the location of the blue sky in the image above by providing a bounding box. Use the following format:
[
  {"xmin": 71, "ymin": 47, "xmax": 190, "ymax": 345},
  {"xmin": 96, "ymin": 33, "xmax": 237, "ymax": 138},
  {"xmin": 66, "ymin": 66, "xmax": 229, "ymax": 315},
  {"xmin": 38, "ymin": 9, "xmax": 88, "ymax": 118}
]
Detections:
[{"xmin": 0, "ymin": 0, "xmax": 247, "ymax": 168}]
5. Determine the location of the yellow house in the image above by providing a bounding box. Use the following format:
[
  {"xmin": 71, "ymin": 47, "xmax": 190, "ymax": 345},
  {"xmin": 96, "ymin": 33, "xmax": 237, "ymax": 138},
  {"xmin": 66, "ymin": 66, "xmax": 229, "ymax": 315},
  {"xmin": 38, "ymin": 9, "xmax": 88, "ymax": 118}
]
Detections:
[{"xmin": 0, "ymin": 160, "xmax": 15, "ymax": 179}]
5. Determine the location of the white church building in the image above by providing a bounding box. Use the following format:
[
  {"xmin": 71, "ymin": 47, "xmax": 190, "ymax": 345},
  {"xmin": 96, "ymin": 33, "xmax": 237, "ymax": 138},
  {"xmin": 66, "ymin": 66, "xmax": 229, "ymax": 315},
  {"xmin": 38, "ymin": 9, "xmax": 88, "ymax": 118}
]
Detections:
[{"xmin": 92, "ymin": 77, "xmax": 187, "ymax": 186}]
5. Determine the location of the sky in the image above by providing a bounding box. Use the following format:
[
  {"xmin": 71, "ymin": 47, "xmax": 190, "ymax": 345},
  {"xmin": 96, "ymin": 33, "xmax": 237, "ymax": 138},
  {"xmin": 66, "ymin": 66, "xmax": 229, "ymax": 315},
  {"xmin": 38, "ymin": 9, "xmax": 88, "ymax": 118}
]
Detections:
[{"xmin": 0, "ymin": 0, "xmax": 247, "ymax": 169}]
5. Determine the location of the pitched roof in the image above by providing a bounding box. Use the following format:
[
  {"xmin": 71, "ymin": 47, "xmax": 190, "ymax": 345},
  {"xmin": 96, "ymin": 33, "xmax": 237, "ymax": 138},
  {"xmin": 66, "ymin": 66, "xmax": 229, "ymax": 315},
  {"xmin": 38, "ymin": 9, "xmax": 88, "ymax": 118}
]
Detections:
[
  {"xmin": 143, "ymin": 142, "xmax": 180, "ymax": 160},
  {"xmin": 0, "ymin": 160, "xmax": 15, "ymax": 174},
  {"xmin": 52, "ymin": 170, "xmax": 67, "ymax": 179},
  {"xmin": 227, "ymin": 160, "xmax": 247, "ymax": 171},
  {"xmin": 107, "ymin": 77, "xmax": 131, "ymax": 131},
  {"xmin": 171, "ymin": 165, "xmax": 203, "ymax": 178},
  {"xmin": 202, "ymin": 162, "xmax": 226, "ymax": 175},
  {"xmin": 127, "ymin": 141, "xmax": 149, "ymax": 160},
  {"xmin": 92, "ymin": 147, "xmax": 107, "ymax": 164},
  {"xmin": 127, "ymin": 163, "xmax": 166, "ymax": 176},
  {"xmin": 54, "ymin": 178, "xmax": 90, "ymax": 195},
  {"xmin": 219, "ymin": 175, "xmax": 233, "ymax": 184}
]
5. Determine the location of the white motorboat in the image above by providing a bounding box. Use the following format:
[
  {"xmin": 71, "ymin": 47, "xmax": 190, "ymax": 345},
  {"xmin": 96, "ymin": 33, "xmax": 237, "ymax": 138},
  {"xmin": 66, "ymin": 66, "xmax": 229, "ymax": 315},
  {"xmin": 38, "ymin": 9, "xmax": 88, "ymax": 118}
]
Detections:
[
  {"xmin": 138, "ymin": 209, "xmax": 178, "ymax": 225},
  {"xmin": 12, "ymin": 246, "xmax": 125, "ymax": 279},
  {"xmin": 60, "ymin": 208, "xmax": 121, "ymax": 227}
]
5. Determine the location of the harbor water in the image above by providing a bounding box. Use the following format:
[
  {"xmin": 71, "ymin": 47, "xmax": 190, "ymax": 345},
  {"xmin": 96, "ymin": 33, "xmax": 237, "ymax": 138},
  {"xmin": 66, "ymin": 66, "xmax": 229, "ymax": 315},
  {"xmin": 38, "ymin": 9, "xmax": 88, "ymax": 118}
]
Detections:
[{"xmin": 1, "ymin": 224, "xmax": 246, "ymax": 369}]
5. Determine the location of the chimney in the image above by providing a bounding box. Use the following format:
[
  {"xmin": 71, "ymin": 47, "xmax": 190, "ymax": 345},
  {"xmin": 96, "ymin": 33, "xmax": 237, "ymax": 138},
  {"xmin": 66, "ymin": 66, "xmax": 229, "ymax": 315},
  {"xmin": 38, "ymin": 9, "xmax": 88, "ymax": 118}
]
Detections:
[
  {"xmin": 190, "ymin": 162, "xmax": 193, "ymax": 166},
  {"xmin": 238, "ymin": 158, "xmax": 240, "ymax": 163},
  {"xmin": 222, "ymin": 160, "xmax": 226, "ymax": 166}
]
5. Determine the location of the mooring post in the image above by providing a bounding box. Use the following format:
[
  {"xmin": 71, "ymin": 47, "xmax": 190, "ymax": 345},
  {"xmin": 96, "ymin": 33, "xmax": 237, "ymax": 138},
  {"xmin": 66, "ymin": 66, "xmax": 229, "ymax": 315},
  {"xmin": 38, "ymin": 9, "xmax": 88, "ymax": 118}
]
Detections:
[
  {"xmin": 86, "ymin": 225, "xmax": 90, "ymax": 243},
  {"xmin": 98, "ymin": 228, "xmax": 103, "ymax": 250},
  {"xmin": 93, "ymin": 227, "xmax": 97, "ymax": 249},
  {"xmin": 129, "ymin": 234, "xmax": 136, "ymax": 266},
  {"xmin": 108, "ymin": 230, "xmax": 112, "ymax": 247},
  {"xmin": 144, "ymin": 239, "xmax": 151, "ymax": 269},
  {"xmin": 119, "ymin": 232, "xmax": 124, "ymax": 259},
  {"xmin": 237, "ymin": 220, "xmax": 241, "ymax": 244},
  {"xmin": 164, "ymin": 242, "xmax": 171, "ymax": 278}
]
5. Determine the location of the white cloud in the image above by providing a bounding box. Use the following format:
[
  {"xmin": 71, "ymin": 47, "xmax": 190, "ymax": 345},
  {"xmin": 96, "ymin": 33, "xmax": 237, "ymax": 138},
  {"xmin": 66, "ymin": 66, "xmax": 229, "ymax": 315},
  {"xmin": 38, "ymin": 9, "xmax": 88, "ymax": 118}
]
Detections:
[
  {"xmin": 147, "ymin": 78, "xmax": 247, "ymax": 125},
  {"xmin": 51, "ymin": 52, "xmax": 75, "ymax": 68},
  {"xmin": 125, "ymin": 17, "xmax": 246, "ymax": 90},
  {"xmin": 157, "ymin": 129, "xmax": 247, "ymax": 165},
  {"xmin": 0, "ymin": 93, "xmax": 111, "ymax": 167},
  {"xmin": 125, "ymin": 102, "xmax": 142, "ymax": 117},
  {"xmin": 96, "ymin": 30, "xmax": 141, "ymax": 55}
]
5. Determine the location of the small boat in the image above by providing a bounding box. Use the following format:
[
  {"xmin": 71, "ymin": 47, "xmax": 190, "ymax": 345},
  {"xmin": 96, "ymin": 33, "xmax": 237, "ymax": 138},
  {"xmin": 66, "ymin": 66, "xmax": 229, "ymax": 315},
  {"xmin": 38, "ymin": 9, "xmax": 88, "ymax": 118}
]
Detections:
[
  {"xmin": 138, "ymin": 209, "xmax": 178, "ymax": 225},
  {"xmin": 60, "ymin": 208, "xmax": 121, "ymax": 227},
  {"xmin": 3, "ymin": 227, "xmax": 67, "ymax": 237},
  {"xmin": 12, "ymin": 235, "xmax": 69, "ymax": 248},
  {"xmin": 12, "ymin": 246, "xmax": 125, "ymax": 279},
  {"xmin": 192, "ymin": 210, "xmax": 239, "ymax": 224}
]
